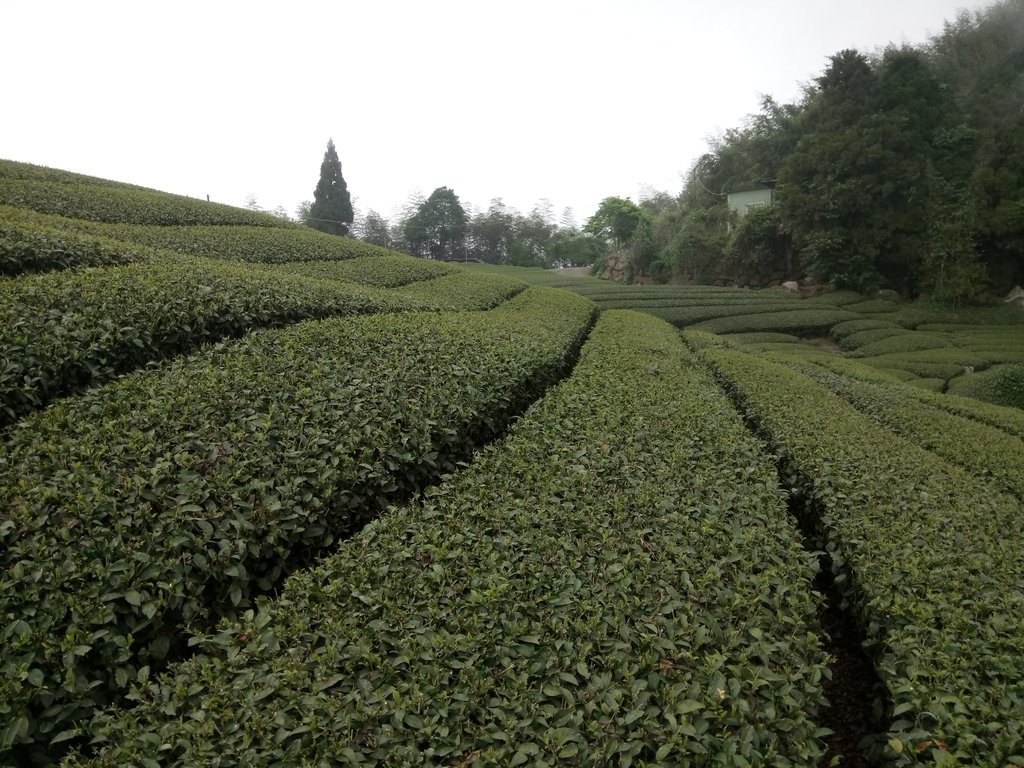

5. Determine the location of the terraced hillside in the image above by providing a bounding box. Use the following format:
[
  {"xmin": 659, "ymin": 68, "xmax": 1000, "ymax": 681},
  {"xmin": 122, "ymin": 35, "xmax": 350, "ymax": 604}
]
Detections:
[
  {"xmin": 3, "ymin": 162, "xmax": 1024, "ymax": 767},
  {"xmin": 466, "ymin": 263, "xmax": 1024, "ymax": 409}
]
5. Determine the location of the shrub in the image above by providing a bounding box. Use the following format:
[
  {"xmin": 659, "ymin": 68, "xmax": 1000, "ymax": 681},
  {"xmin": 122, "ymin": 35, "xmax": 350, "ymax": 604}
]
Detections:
[
  {"xmin": 688, "ymin": 308, "xmax": 859, "ymax": 336},
  {"xmin": 946, "ymin": 363, "xmax": 1024, "ymax": 410},
  {"xmin": 67, "ymin": 311, "xmax": 829, "ymax": 767},
  {"xmin": 0, "ymin": 260, "xmax": 434, "ymax": 427},
  {"xmin": 0, "ymin": 289, "xmax": 595, "ymax": 762},
  {"xmin": 847, "ymin": 332, "xmax": 949, "ymax": 357},
  {"xmin": 0, "ymin": 179, "xmax": 291, "ymax": 228},
  {"xmin": 699, "ymin": 343, "xmax": 1024, "ymax": 765},
  {"xmin": 265, "ymin": 255, "xmax": 454, "ymax": 288},
  {"xmin": 830, "ymin": 318, "xmax": 903, "ymax": 338},
  {"xmin": 0, "ymin": 218, "xmax": 163, "ymax": 276}
]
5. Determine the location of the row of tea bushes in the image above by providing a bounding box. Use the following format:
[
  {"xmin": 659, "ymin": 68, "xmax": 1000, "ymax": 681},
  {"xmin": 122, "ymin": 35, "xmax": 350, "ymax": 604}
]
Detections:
[
  {"xmin": 264, "ymin": 254, "xmax": 455, "ymax": 288},
  {"xmin": 859, "ymin": 347, "xmax": 990, "ymax": 381},
  {"xmin": 727, "ymin": 332, "xmax": 802, "ymax": 345},
  {"xmin": 946, "ymin": 363, "xmax": 1024, "ymax": 410},
  {"xmin": 0, "ymin": 160, "xmax": 174, "ymax": 191},
  {"xmin": 0, "ymin": 288, "xmax": 595, "ymax": 762},
  {"xmin": 698, "ymin": 339, "xmax": 1024, "ymax": 766},
  {"xmin": 566, "ymin": 284, "xmax": 784, "ymax": 301},
  {"xmin": 67, "ymin": 310, "xmax": 830, "ymax": 767},
  {"xmin": 0, "ymin": 215, "xmax": 169, "ymax": 276},
  {"xmin": 644, "ymin": 301, "xmax": 813, "ymax": 328},
  {"xmin": 783, "ymin": 359, "xmax": 1024, "ymax": 500},
  {"xmin": 687, "ymin": 308, "xmax": 859, "ymax": 336},
  {"xmin": 830, "ymin": 318, "xmax": 905, "ymax": 339},
  {"xmin": 846, "ymin": 333, "xmax": 950, "ymax": 357},
  {"xmin": 585, "ymin": 296, "xmax": 800, "ymax": 312},
  {"xmin": 794, "ymin": 354, "xmax": 1024, "ymax": 442},
  {"xmin": 0, "ymin": 177, "xmax": 291, "ymax": 228},
  {"xmin": 0, "ymin": 260, "xmax": 447, "ymax": 428},
  {"xmin": 393, "ymin": 271, "xmax": 526, "ymax": 310},
  {"xmin": 77, "ymin": 223, "xmax": 396, "ymax": 264}
]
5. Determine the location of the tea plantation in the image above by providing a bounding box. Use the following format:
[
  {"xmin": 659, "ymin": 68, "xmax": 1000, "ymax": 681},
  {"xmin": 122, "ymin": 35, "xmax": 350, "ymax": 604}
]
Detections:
[{"xmin": 2, "ymin": 161, "xmax": 1023, "ymax": 766}]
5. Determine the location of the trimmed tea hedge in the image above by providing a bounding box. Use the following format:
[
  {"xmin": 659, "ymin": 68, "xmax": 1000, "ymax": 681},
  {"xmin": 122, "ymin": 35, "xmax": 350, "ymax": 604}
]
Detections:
[
  {"xmin": 830, "ymin": 318, "xmax": 903, "ymax": 339},
  {"xmin": 837, "ymin": 328, "xmax": 913, "ymax": 351},
  {"xmin": 68, "ymin": 310, "xmax": 830, "ymax": 767},
  {"xmin": 727, "ymin": 332, "xmax": 802, "ymax": 344},
  {"xmin": 863, "ymin": 348, "xmax": 990, "ymax": 380},
  {"xmin": 905, "ymin": 376, "xmax": 946, "ymax": 391},
  {"xmin": 847, "ymin": 333, "xmax": 950, "ymax": 358},
  {"xmin": 0, "ymin": 260, "xmax": 437, "ymax": 428},
  {"xmin": 0, "ymin": 217, "xmax": 164, "ymax": 276},
  {"xmin": 265, "ymin": 254, "xmax": 454, "ymax": 288},
  {"xmin": 393, "ymin": 270, "xmax": 526, "ymax": 310},
  {"xmin": 807, "ymin": 355, "xmax": 1024, "ymax": 441},
  {"xmin": 687, "ymin": 308, "xmax": 859, "ymax": 336},
  {"xmin": 699, "ymin": 341, "xmax": 1024, "ymax": 766},
  {"xmin": 646, "ymin": 301, "xmax": 813, "ymax": 328},
  {"xmin": 803, "ymin": 290, "xmax": 865, "ymax": 306},
  {"xmin": 946, "ymin": 363, "xmax": 1024, "ymax": 410},
  {"xmin": 787, "ymin": 359, "xmax": 1024, "ymax": 499},
  {"xmin": 0, "ymin": 160, "xmax": 159, "ymax": 190},
  {"xmin": 80, "ymin": 223, "xmax": 396, "ymax": 263},
  {"xmin": 0, "ymin": 178, "xmax": 291, "ymax": 228},
  {"xmin": 842, "ymin": 298, "xmax": 901, "ymax": 314},
  {"xmin": 0, "ymin": 287, "xmax": 595, "ymax": 762}
]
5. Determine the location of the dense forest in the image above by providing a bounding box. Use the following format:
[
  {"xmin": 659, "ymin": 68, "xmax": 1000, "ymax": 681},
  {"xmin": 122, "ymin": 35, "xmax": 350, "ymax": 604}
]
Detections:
[{"xmin": 353, "ymin": 0, "xmax": 1023, "ymax": 302}]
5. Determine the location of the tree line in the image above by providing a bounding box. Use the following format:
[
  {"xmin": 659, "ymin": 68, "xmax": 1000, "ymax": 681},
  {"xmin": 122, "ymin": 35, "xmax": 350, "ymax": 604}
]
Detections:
[
  {"xmin": 345, "ymin": 189, "xmax": 611, "ymax": 268},
  {"xmin": 288, "ymin": 144, "xmax": 609, "ymax": 268},
  {"xmin": 622, "ymin": 0, "xmax": 1024, "ymax": 301},
  {"xmin": 295, "ymin": 0, "xmax": 1022, "ymax": 301}
]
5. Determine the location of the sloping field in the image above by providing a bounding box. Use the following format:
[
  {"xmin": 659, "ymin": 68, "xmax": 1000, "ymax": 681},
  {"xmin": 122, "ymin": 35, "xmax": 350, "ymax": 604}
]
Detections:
[
  {"xmin": 65, "ymin": 311, "xmax": 831, "ymax": 767},
  {"xmin": 0, "ymin": 261, "xmax": 438, "ymax": 427},
  {"xmin": 463, "ymin": 263, "xmax": 1024, "ymax": 405},
  {"xmin": 1, "ymin": 288, "xmax": 595, "ymax": 759},
  {"xmin": 695, "ymin": 335, "xmax": 1024, "ymax": 765},
  {"xmin": 4, "ymin": 162, "xmax": 1024, "ymax": 767}
]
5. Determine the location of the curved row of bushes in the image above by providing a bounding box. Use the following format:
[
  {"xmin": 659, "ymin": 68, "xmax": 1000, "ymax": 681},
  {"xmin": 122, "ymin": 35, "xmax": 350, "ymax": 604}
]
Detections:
[
  {"xmin": 392, "ymin": 271, "xmax": 526, "ymax": 310},
  {"xmin": 785, "ymin": 358, "xmax": 1024, "ymax": 500},
  {"xmin": 2, "ymin": 259, "xmax": 498, "ymax": 428},
  {"xmin": 75, "ymin": 223, "xmax": 396, "ymax": 263},
  {"xmin": 0, "ymin": 160, "xmax": 166, "ymax": 190},
  {"xmin": 790, "ymin": 356, "xmax": 1024, "ymax": 440},
  {"xmin": 686, "ymin": 308, "xmax": 859, "ymax": 336},
  {"xmin": 0, "ymin": 178, "xmax": 292, "ymax": 228},
  {"xmin": 264, "ymin": 254, "xmax": 454, "ymax": 287},
  {"xmin": 66, "ymin": 310, "xmax": 830, "ymax": 767},
  {"xmin": 0, "ymin": 287, "xmax": 595, "ymax": 763},
  {"xmin": 947, "ymin": 362, "xmax": 1024, "ymax": 410},
  {"xmin": 0, "ymin": 215, "xmax": 169, "ymax": 276},
  {"xmin": 698, "ymin": 339, "xmax": 1024, "ymax": 766},
  {"xmin": 648, "ymin": 301, "xmax": 819, "ymax": 328}
]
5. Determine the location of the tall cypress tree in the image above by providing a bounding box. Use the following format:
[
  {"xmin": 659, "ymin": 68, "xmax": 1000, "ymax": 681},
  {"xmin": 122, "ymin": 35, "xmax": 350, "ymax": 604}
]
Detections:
[{"xmin": 307, "ymin": 139, "xmax": 353, "ymax": 236}]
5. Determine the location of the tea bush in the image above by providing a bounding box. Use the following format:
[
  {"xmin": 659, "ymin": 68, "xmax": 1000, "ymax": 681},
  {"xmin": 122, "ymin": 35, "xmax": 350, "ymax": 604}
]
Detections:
[
  {"xmin": 265, "ymin": 254, "xmax": 454, "ymax": 288},
  {"xmin": 787, "ymin": 360, "xmax": 1024, "ymax": 499},
  {"xmin": 85, "ymin": 223, "xmax": 395, "ymax": 263},
  {"xmin": 0, "ymin": 288, "xmax": 595, "ymax": 761},
  {"xmin": 0, "ymin": 261, "xmax": 438, "ymax": 427},
  {"xmin": 0, "ymin": 218, "xmax": 163, "ymax": 276},
  {"xmin": 0, "ymin": 179, "xmax": 291, "ymax": 227},
  {"xmin": 688, "ymin": 308, "xmax": 859, "ymax": 335},
  {"xmin": 67, "ymin": 311, "xmax": 830, "ymax": 767},
  {"xmin": 946, "ymin": 363, "xmax": 1024, "ymax": 410},
  {"xmin": 700, "ymin": 343, "xmax": 1024, "ymax": 766}
]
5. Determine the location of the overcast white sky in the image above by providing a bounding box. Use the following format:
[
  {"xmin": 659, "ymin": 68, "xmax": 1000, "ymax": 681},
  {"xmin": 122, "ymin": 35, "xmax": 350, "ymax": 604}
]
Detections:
[{"xmin": 0, "ymin": 0, "xmax": 995, "ymax": 224}]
